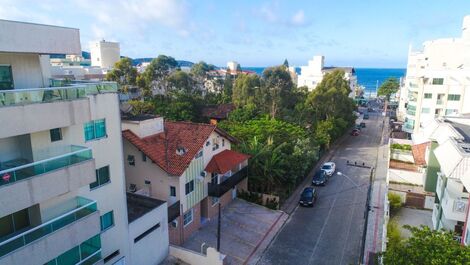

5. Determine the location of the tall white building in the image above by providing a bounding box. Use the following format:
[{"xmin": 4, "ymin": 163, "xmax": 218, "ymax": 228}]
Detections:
[
  {"xmin": 297, "ymin": 55, "xmax": 357, "ymax": 97},
  {"xmin": 398, "ymin": 16, "xmax": 470, "ymax": 135},
  {"xmin": 0, "ymin": 20, "xmax": 168, "ymax": 265},
  {"xmin": 90, "ymin": 40, "xmax": 120, "ymax": 70}
]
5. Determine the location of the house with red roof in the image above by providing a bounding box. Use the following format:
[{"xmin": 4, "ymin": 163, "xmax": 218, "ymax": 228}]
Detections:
[{"xmin": 121, "ymin": 115, "xmax": 250, "ymax": 245}]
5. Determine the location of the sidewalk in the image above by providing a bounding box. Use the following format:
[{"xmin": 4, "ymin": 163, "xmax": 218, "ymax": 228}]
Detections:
[{"xmin": 363, "ymin": 116, "xmax": 389, "ymax": 265}]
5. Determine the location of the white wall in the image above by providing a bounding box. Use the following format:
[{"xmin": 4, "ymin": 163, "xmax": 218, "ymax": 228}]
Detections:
[
  {"xmin": 129, "ymin": 203, "xmax": 169, "ymax": 265},
  {"xmin": 170, "ymin": 246, "xmax": 225, "ymax": 265},
  {"xmin": 0, "ymin": 53, "xmax": 48, "ymax": 89},
  {"xmin": 90, "ymin": 41, "xmax": 120, "ymax": 69}
]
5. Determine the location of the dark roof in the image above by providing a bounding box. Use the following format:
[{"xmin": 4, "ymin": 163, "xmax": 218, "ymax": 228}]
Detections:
[
  {"xmin": 121, "ymin": 113, "xmax": 158, "ymax": 121},
  {"xmin": 122, "ymin": 121, "xmax": 237, "ymax": 176},
  {"xmin": 202, "ymin": 104, "xmax": 235, "ymax": 119},
  {"xmin": 127, "ymin": 193, "xmax": 165, "ymax": 223},
  {"xmin": 447, "ymin": 121, "xmax": 470, "ymax": 143},
  {"xmin": 323, "ymin": 66, "xmax": 355, "ymax": 74}
]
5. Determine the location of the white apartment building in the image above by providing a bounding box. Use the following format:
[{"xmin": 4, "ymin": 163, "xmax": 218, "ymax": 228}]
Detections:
[
  {"xmin": 398, "ymin": 16, "xmax": 470, "ymax": 135},
  {"xmin": 0, "ymin": 20, "xmax": 168, "ymax": 265},
  {"xmin": 416, "ymin": 116, "xmax": 470, "ymax": 243},
  {"xmin": 297, "ymin": 55, "xmax": 357, "ymax": 97},
  {"xmin": 91, "ymin": 40, "xmax": 120, "ymax": 70}
]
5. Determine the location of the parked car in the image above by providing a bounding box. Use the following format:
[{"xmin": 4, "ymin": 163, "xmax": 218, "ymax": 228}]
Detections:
[
  {"xmin": 360, "ymin": 122, "xmax": 366, "ymax": 128},
  {"xmin": 363, "ymin": 113, "xmax": 369, "ymax": 119},
  {"xmin": 351, "ymin": 129, "xmax": 360, "ymax": 136},
  {"xmin": 299, "ymin": 187, "xmax": 317, "ymax": 207},
  {"xmin": 321, "ymin": 162, "xmax": 336, "ymax": 176},
  {"xmin": 312, "ymin": 170, "xmax": 328, "ymax": 186}
]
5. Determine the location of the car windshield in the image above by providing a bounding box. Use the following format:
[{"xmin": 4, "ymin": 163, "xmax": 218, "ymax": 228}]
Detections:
[
  {"xmin": 322, "ymin": 165, "xmax": 331, "ymax": 169},
  {"xmin": 302, "ymin": 191, "xmax": 313, "ymax": 197},
  {"xmin": 313, "ymin": 171, "xmax": 325, "ymax": 180}
]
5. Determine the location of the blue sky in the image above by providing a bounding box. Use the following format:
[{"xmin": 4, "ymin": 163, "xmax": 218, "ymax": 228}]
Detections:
[{"xmin": 1, "ymin": 1, "xmax": 469, "ymax": 68}]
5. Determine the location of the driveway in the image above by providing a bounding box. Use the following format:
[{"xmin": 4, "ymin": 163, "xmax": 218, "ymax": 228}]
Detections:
[
  {"xmin": 394, "ymin": 208, "xmax": 433, "ymax": 238},
  {"xmin": 183, "ymin": 198, "xmax": 287, "ymax": 265},
  {"xmin": 258, "ymin": 107, "xmax": 384, "ymax": 265}
]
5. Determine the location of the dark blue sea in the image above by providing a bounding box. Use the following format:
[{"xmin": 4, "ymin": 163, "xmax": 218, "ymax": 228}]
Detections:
[{"xmin": 242, "ymin": 67, "xmax": 406, "ymax": 94}]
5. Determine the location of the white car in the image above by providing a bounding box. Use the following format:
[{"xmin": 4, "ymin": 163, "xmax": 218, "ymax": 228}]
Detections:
[{"xmin": 321, "ymin": 162, "xmax": 336, "ymax": 176}]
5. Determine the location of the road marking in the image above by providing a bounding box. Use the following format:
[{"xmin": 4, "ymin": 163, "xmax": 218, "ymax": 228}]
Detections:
[{"xmin": 307, "ymin": 174, "xmax": 348, "ymax": 265}]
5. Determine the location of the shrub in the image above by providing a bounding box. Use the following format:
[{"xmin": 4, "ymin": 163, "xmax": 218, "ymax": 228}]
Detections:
[
  {"xmin": 391, "ymin": 143, "xmax": 412, "ymax": 151},
  {"xmin": 387, "ymin": 219, "xmax": 402, "ymax": 248},
  {"xmin": 388, "ymin": 193, "xmax": 403, "ymax": 216},
  {"xmin": 265, "ymin": 198, "xmax": 279, "ymax": 210}
]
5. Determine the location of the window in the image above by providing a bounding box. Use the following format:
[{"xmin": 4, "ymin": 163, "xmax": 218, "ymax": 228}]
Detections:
[
  {"xmin": 222, "ymin": 139, "xmax": 225, "ymax": 147},
  {"xmin": 103, "ymin": 250, "xmax": 120, "ymax": 263},
  {"xmin": 50, "ymin": 128, "xmax": 62, "ymax": 142},
  {"xmin": 141, "ymin": 152, "xmax": 147, "ymax": 162},
  {"xmin": 195, "ymin": 150, "xmax": 203, "ymax": 159},
  {"xmin": 134, "ymin": 222, "xmax": 160, "ymax": 243},
  {"xmin": 0, "ymin": 208, "xmax": 30, "ymax": 238},
  {"xmin": 100, "ymin": 211, "xmax": 114, "ymax": 231},
  {"xmin": 84, "ymin": 119, "xmax": 106, "ymax": 141},
  {"xmin": 185, "ymin": 180, "xmax": 194, "ymax": 195},
  {"xmin": 0, "ymin": 65, "xmax": 13, "ymax": 90},
  {"xmin": 206, "ymin": 141, "xmax": 210, "ymax": 146},
  {"xmin": 127, "ymin": 155, "xmax": 135, "ymax": 166},
  {"xmin": 432, "ymin": 78, "xmax": 444, "ymax": 85},
  {"xmin": 211, "ymin": 197, "xmax": 219, "ymax": 206},
  {"xmin": 211, "ymin": 174, "xmax": 218, "ymax": 184},
  {"xmin": 445, "ymin": 109, "xmax": 458, "ymax": 115},
  {"xmin": 448, "ymin": 94, "xmax": 461, "ymax": 101},
  {"xmin": 90, "ymin": 166, "xmax": 111, "ymax": 189},
  {"xmin": 421, "ymin": 108, "xmax": 430, "ymax": 114},
  {"xmin": 170, "ymin": 186, "xmax": 176, "ymax": 197},
  {"xmin": 183, "ymin": 209, "xmax": 193, "ymax": 226},
  {"xmin": 424, "ymin": 93, "xmax": 432, "ymax": 99}
]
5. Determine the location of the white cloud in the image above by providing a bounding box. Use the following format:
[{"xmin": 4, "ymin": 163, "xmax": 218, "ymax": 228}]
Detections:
[{"xmin": 291, "ymin": 10, "xmax": 305, "ymax": 26}]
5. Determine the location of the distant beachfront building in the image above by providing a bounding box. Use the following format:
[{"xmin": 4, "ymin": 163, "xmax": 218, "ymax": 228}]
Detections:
[
  {"xmin": 227, "ymin": 61, "xmax": 240, "ymax": 72},
  {"xmin": 398, "ymin": 15, "xmax": 470, "ymax": 135},
  {"xmin": 297, "ymin": 55, "xmax": 357, "ymax": 97},
  {"xmin": 50, "ymin": 40, "xmax": 120, "ymax": 81}
]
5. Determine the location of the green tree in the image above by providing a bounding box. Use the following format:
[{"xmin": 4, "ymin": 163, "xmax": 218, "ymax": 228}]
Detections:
[
  {"xmin": 105, "ymin": 58, "xmax": 137, "ymax": 92},
  {"xmin": 190, "ymin": 61, "xmax": 215, "ymax": 77},
  {"xmin": 382, "ymin": 225, "xmax": 470, "ymax": 265},
  {"xmin": 140, "ymin": 55, "xmax": 178, "ymax": 93},
  {"xmin": 306, "ymin": 69, "xmax": 355, "ymax": 124},
  {"xmin": 262, "ymin": 66, "xmax": 294, "ymax": 118},
  {"xmin": 128, "ymin": 100, "xmax": 153, "ymax": 115},
  {"xmin": 166, "ymin": 70, "xmax": 195, "ymax": 94},
  {"xmin": 378, "ymin": 77, "xmax": 399, "ymax": 100},
  {"xmin": 232, "ymin": 74, "xmax": 262, "ymax": 107}
]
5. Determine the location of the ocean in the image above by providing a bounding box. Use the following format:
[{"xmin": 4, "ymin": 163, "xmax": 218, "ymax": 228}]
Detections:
[{"xmin": 242, "ymin": 67, "xmax": 406, "ymax": 95}]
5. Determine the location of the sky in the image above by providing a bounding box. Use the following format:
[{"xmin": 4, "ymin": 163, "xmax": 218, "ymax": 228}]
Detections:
[{"xmin": 0, "ymin": 0, "xmax": 469, "ymax": 68}]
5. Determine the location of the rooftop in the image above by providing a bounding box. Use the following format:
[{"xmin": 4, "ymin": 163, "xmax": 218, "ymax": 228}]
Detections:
[
  {"xmin": 201, "ymin": 104, "xmax": 235, "ymax": 120},
  {"xmin": 121, "ymin": 113, "xmax": 158, "ymax": 121},
  {"xmin": 122, "ymin": 121, "xmax": 237, "ymax": 176},
  {"xmin": 127, "ymin": 192, "xmax": 165, "ymax": 223},
  {"xmin": 205, "ymin": 149, "xmax": 250, "ymax": 174}
]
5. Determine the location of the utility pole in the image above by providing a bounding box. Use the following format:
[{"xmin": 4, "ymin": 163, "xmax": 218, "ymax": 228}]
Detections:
[
  {"xmin": 217, "ymin": 200, "xmax": 221, "ymax": 251},
  {"xmin": 359, "ymin": 167, "xmax": 374, "ymax": 265}
]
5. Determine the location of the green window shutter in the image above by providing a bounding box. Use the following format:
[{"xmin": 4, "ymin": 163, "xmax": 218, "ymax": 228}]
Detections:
[
  {"xmin": 100, "ymin": 211, "xmax": 114, "ymax": 231},
  {"xmin": 84, "ymin": 122, "xmax": 95, "ymax": 141},
  {"xmin": 0, "ymin": 65, "xmax": 13, "ymax": 90},
  {"xmin": 94, "ymin": 119, "xmax": 106, "ymax": 138},
  {"xmin": 99, "ymin": 166, "xmax": 110, "ymax": 185}
]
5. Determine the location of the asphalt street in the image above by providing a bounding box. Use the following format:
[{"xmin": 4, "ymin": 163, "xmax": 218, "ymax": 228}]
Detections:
[{"xmin": 258, "ymin": 107, "xmax": 384, "ymax": 265}]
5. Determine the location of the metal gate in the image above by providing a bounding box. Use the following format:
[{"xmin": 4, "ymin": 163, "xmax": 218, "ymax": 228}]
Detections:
[{"xmin": 405, "ymin": 192, "xmax": 425, "ymax": 208}]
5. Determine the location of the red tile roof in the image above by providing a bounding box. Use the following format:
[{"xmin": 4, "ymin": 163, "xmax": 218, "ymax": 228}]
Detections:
[
  {"xmin": 205, "ymin": 149, "xmax": 251, "ymax": 174},
  {"xmin": 412, "ymin": 142, "xmax": 430, "ymax": 166},
  {"xmin": 122, "ymin": 121, "xmax": 236, "ymax": 176}
]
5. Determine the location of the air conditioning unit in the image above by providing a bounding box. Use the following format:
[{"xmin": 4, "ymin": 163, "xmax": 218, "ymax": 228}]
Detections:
[{"xmin": 170, "ymin": 220, "xmax": 178, "ymax": 228}]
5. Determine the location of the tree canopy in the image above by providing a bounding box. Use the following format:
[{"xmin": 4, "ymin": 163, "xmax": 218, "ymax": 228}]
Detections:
[
  {"xmin": 382, "ymin": 225, "xmax": 470, "ymax": 265},
  {"xmin": 105, "ymin": 57, "xmax": 137, "ymax": 92},
  {"xmin": 378, "ymin": 77, "xmax": 399, "ymax": 100}
]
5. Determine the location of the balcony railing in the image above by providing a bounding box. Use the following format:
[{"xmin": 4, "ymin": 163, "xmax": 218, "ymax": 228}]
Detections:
[
  {"xmin": 0, "ymin": 197, "xmax": 97, "ymax": 258},
  {"xmin": 208, "ymin": 167, "xmax": 248, "ymax": 197},
  {"xmin": 0, "ymin": 80, "xmax": 117, "ymax": 107},
  {"xmin": 0, "ymin": 145, "xmax": 92, "ymax": 187},
  {"xmin": 168, "ymin": 201, "xmax": 181, "ymax": 223}
]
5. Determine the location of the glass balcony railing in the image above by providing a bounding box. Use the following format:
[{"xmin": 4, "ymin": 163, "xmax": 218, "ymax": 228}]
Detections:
[
  {"xmin": 0, "ymin": 80, "xmax": 117, "ymax": 107},
  {"xmin": 0, "ymin": 145, "xmax": 92, "ymax": 187},
  {"xmin": 44, "ymin": 234, "xmax": 101, "ymax": 265},
  {"xmin": 0, "ymin": 197, "xmax": 98, "ymax": 258}
]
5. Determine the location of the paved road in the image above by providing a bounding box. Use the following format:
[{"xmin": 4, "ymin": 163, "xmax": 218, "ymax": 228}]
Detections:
[{"xmin": 258, "ymin": 108, "xmax": 384, "ymax": 265}]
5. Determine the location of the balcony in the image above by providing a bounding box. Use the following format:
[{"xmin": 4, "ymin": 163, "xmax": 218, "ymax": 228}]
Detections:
[
  {"xmin": 168, "ymin": 201, "xmax": 181, "ymax": 223},
  {"xmin": 441, "ymin": 189, "xmax": 468, "ymax": 222},
  {"xmin": 0, "ymin": 145, "xmax": 95, "ymax": 217},
  {"xmin": 0, "ymin": 197, "xmax": 101, "ymax": 265},
  {"xmin": 0, "ymin": 81, "xmax": 118, "ymax": 138},
  {"xmin": 403, "ymin": 121, "xmax": 415, "ymax": 133},
  {"xmin": 208, "ymin": 167, "xmax": 248, "ymax": 197}
]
